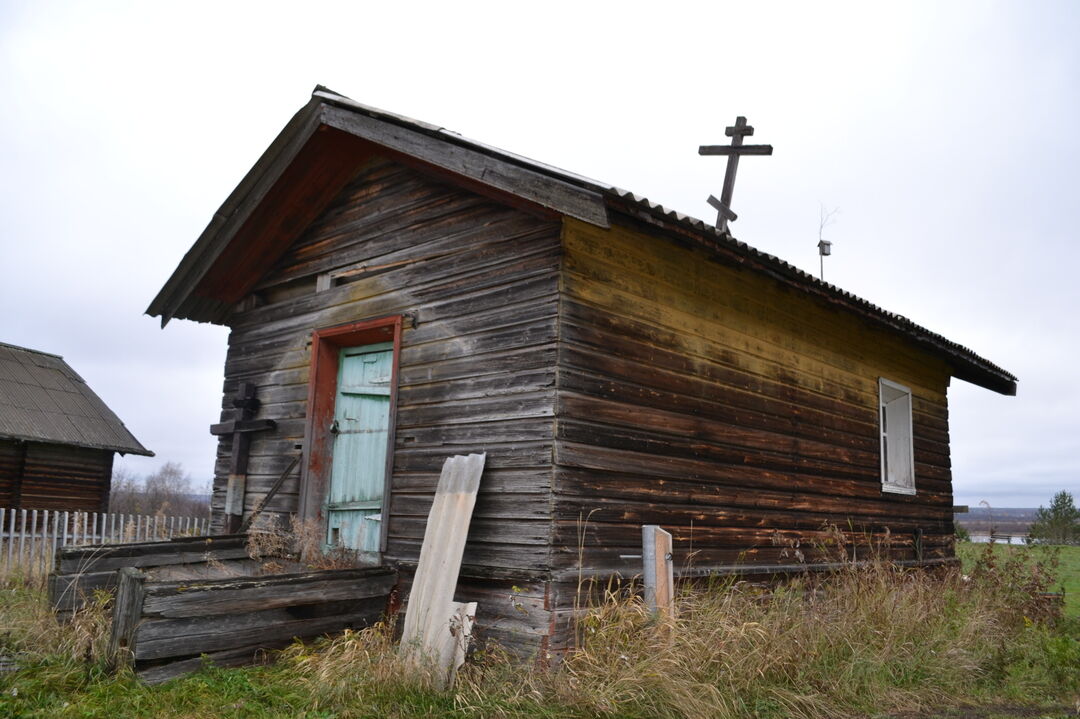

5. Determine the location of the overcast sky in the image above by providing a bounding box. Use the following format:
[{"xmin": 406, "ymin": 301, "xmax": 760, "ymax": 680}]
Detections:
[{"xmin": 1, "ymin": 1, "xmax": 1076, "ymax": 507}]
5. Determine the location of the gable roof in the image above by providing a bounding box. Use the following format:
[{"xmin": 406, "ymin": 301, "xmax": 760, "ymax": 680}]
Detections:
[
  {"xmin": 0, "ymin": 342, "xmax": 153, "ymax": 456},
  {"xmin": 148, "ymin": 86, "xmax": 1017, "ymax": 396}
]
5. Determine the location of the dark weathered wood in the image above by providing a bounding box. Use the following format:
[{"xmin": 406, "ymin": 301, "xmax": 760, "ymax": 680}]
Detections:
[
  {"xmin": 116, "ymin": 567, "xmax": 397, "ymax": 681},
  {"xmin": 318, "ymin": 102, "xmax": 609, "ymax": 228},
  {"xmin": 209, "ymin": 419, "xmax": 277, "ymax": 436},
  {"xmin": 148, "ymin": 96, "xmax": 325, "ymax": 321},
  {"xmin": 136, "ymin": 641, "xmax": 281, "ymax": 685},
  {"xmin": 50, "ymin": 570, "xmax": 119, "ymax": 613},
  {"xmin": 698, "ymin": 116, "xmax": 773, "ymax": 231},
  {"xmin": 13, "ymin": 443, "xmax": 113, "ymax": 512},
  {"xmin": 145, "ymin": 97, "xmax": 995, "ymax": 666},
  {"xmin": 238, "ymin": 453, "xmax": 301, "ymax": 533},
  {"xmin": 49, "ymin": 535, "xmax": 252, "ymax": 613},
  {"xmin": 698, "ymin": 145, "xmax": 774, "ymax": 156},
  {"xmin": 140, "ymin": 567, "xmax": 396, "ymax": 618},
  {"xmin": 135, "ymin": 605, "xmax": 385, "ymax": 661},
  {"xmin": 56, "ymin": 535, "xmax": 249, "ymax": 575},
  {"xmin": 108, "ymin": 567, "xmax": 146, "ymax": 669}
]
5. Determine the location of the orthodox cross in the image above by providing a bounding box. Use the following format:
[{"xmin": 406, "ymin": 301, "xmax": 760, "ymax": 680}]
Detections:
[
  {"xmin": 209, "ymin": 382, "xmax": 277, "ymax": 533},
  {"xmin": 698, "ymin": 116, "xmax": 773, "ymax": 233}
]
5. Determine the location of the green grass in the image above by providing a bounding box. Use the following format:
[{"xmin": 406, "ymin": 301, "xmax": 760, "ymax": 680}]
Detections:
[
  {"xmin": 958, "ymin": 542, "xmax": 1080, "ymax": 617},
  {"xmin": 3, "ymin": 546, "xmax": 1079, "ymax": 719}
]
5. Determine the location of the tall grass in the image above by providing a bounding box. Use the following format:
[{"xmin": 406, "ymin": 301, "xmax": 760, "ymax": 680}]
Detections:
[
  {"xmin": 2, "ymin": 544, "xmax": 1078, "ymax": 718},
  {"xmin": 277, "ymin": 544, "xmax": 1079, "ymax": 719},
  {"xmin": 0, "ymin": 578, "xmax": 111, "ymax": 666}
]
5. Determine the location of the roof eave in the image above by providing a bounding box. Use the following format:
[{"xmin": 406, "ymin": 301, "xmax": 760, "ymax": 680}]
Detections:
[
  {"xmin": 149, "ymin": 86, "xmax": 610, "ymax": 326},
  {"xmin": 147, "ymin": 95, "xmax": 326, "ymax": 326},
  {"xmin": 0, "ymin": 433, "xmax": 155, "ymax": 457},
  {"xmin": 603, "ymin": 193, "xmax": 1018, "ymax": 396}
]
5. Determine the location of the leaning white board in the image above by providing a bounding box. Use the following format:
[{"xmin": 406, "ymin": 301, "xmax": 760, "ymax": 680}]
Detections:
[{"xmin": 400, "ymin": 452, "xmax": 485, "ymax": 681}]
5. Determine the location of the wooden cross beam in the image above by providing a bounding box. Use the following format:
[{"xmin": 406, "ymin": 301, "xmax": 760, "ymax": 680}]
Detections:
[
  {"xmin": 209, "ymin": 382, "xmax": 277, "ymax": 533},
  {"xmin": 698, "ymin": 116, "xmax": 773, "ymax": 232}
]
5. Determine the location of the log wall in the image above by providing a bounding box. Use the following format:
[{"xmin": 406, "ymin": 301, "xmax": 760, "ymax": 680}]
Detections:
[
  {"xmin": 213, "ymin": 157, "xmax": 562, "ymax": 650},
  {"xmin": 552, "ymin": 217, "xmax": 956, "ymax": 593},
  {"xmin": 0, "ymin": 440, "xmax": 112, "ymax": 512}
]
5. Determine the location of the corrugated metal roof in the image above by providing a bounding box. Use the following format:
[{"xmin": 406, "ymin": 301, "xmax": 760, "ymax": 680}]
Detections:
[
  {"xmin": 602, "ymin": 189, "xmax": 1017, "ymax": 390},
  {"xmin": 0, "ymin": 343, "xmax": 153, "ymax": 456},
  {"xmin": 149, "ymin": 86, "xmax": 1016, "ymax": 395},
  {"xmin": 313, "ymin": 89, "xmax": 1015, "ymax": 393}
]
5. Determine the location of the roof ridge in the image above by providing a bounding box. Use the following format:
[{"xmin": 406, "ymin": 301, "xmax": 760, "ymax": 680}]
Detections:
[{"xmin": 0, "ymin": 341, "xmax": 63, "ymax": 359}]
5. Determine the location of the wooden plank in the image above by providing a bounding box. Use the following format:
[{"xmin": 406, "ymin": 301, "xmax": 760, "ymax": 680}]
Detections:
[
  {"xmin": 140, "ymin": 567, "xmax": 396, "ymax": 618},
  {"xmin": 49, "ymin": 570, "xmax": 117, "ymax": 613},
  {"xmin": 642, "ymin": 525, "xmax": 674, "ymax": 620},
  {"xmin": 400, "ymin": 453, "xmax": 485, "ymax": 676},
  {"xmin": 136, "ymin": 640, "xmax": 284, "ymax": 685},
  {"xmin": 319, "ymin": 103, "xmax": 610, "ymax": 228},
  {"xmin": 134, "ymin": 605, "xmax": 384, "ymax": 662},
  {"xmin": 108, "ymin": 567, "xmax": 146, "ymax": 670},
  {"xmin": 56, "ymin": 536, "xmax": 248, "ymax": 574},
  {"xmin": 148, "ymin": 96, "xmax": 324, "ymax": 320}
]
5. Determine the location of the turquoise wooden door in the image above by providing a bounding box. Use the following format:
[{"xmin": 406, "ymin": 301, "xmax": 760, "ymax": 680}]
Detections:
[{"xmin": 326, "ymin": 342, "xmax": 393, "ymax": 560}]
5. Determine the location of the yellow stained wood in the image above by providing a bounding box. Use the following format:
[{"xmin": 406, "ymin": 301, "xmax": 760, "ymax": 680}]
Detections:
[
  {"xmin": 560, "ymin": 219, "xmax": 951, "ymax": 410},
  {"xmin": 563, "ymin": 224, "xmax": 946, "ymax": 390},
  {"xmin": 564, "ymin": 219, "xmax": 950, "ymax": 380},
  {"xmin": 564, "ymin": 276, "xmax": 945, "ymax": 418}
]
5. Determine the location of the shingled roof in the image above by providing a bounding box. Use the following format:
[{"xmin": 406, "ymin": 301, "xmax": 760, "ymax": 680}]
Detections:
[{"xmin": 0, "ymin": 343, "xmax": 152, "ymax": 456}]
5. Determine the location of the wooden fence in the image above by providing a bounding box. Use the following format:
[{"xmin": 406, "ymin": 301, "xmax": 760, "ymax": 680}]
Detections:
[{"xmin": 0, "ymin": 507, "xmax": 210, "ymax": 579}]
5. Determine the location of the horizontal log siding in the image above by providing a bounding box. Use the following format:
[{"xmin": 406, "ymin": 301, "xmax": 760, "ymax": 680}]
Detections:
[
  {"xmin": 0, "ymin": 441, "xmax": 20, "ymax": 507},
  {"xmin": 552, "ymin": 217, "xmax": 956, "ymax": 582},
  {"xmin": 212, "ymin": 159, "xmax": 560, "ymax": 584},
  {"xmin": 12, "ymin": 443, "xmax": 112, "ymax": 512}
]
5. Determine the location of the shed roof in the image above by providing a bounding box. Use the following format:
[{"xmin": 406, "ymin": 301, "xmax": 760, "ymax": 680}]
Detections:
[
  {"xmin": 0, "ymin": 342, "xmax": 153, "ymax": 456},
  {"xmin": 148, "ymin": 86, "xmax": 1017, "ymax": 396}
]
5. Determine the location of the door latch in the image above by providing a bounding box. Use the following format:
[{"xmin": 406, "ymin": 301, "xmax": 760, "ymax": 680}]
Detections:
[{"xmin": 329, "ymin": 419, "xmax": 340, "ymax": 435}]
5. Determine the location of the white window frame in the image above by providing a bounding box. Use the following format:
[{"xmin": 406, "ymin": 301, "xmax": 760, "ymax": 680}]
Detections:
[{"xmin": 879, "ymin": 378, "xmax": 916, "ymax": 495}]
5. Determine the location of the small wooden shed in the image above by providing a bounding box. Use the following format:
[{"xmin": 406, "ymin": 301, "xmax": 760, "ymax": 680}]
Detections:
[
  {"xmin": 148, "ymin": 87, "xmax": 1016, "ymax": 655},
  {"xmin": 0, "ymin": 342, "xmax": 153, "ymax": 512}
]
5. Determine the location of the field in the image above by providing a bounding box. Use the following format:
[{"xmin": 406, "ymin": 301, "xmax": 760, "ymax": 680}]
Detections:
[
  {"xmin": 1, "ymin": 544, "xmax": 1078, "ymax": 719},
  {"xmin": 958, "ymin": 542, "xmax": 1080, "ymax": 618}
]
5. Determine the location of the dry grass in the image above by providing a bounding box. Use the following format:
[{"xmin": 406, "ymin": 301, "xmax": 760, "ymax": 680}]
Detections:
[
  {"xmin": 245, "ymin": 515, "xmax": 365, "ymax": 571},
  {"xmin": 2, "ymin": 539, "xmax": 1076, "ymax": 719},
  {"xmin": 0, "ymin": 578, "xmax": 112, "ymax": 666},
  {"xmin": 278, "ymin": 539, "xmax": 1079, "ymax": 719}
]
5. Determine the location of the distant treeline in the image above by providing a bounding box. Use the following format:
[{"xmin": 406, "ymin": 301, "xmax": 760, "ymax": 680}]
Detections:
[
  {"xmin": 954, "ymin": 507, "xmax": 1037, "ymax": 535},
  {"xmin": 109, "ymin": 462, "xmax": 210, "ymax": 519}
]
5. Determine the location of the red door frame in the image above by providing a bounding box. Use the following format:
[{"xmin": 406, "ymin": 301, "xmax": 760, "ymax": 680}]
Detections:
[{"xmin": 299, "ymin": 314, "xmax": 403, "ymax": 554}]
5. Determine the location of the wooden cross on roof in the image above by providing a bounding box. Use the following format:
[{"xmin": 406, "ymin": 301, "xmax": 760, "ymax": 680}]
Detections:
[{"xmin": 699, "ymin": 116, "xmax": 773, "ymax": 233}]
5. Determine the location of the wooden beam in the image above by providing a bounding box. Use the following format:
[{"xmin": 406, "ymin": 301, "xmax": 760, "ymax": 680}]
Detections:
[
  {"xmin": 698, "ymin": 144, "xmax": 774, "ymax": 156},
  {"xmin": 642, "ymin": 525, "xmax": 674, "ymax": 620},
  {"xmin": 320, "ymin": 105, "xmax": 610, "ymax": 228},
  {"xmin": 108, "ymin": 567, "xmax": 146, "ymax": 671},
  {"xmin": 209, "ymin": 419, "xmax": 277, "ymax": 436}
]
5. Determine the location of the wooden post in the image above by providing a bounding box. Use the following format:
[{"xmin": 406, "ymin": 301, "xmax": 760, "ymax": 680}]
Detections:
[
  {"xmin": 108, "ymin": 567, "xmax": 146, "ymax": 671},
  {"xmin": 642, "ymin": 525, "xmax": 674, "ymax": 620},
  {"xmin": 6, "ymin": 509, "xmax": 14, "ymax": 568},
  {"xmin": 18, "ymin": 509, "xmax": 26, "ymax": 565}
]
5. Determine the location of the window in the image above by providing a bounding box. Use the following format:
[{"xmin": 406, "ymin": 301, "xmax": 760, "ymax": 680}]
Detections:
[{"xmin": 879, "ymin": 378, "xmax": 915, "ymax": 495}]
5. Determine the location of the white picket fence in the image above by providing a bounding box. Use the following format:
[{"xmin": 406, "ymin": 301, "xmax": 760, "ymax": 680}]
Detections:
[{"xmin": 0, "ymin": 507, "xmax": 210, "ymax": 579}]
